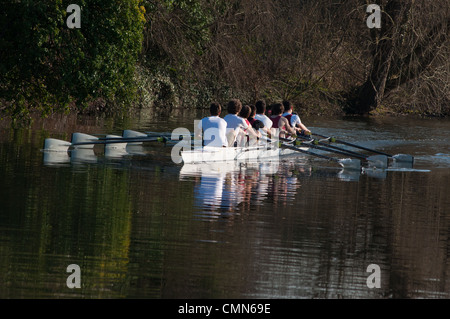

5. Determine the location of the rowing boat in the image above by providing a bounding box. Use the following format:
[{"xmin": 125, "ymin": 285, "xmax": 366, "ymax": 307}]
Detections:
[
  {"xmin": 180, "ymin": 143, "xmax": 304, "ymax": 164},
  {"xmin": 41, "ymin": 130, "xmax": 361, "ymax": 169},
  {"xmin": 43, "ymin": 131, "xmax": 308, "ymax": 163},
  {"xmin": 42, "ymin": 129, "xmax": 413, "ymax": 170}
]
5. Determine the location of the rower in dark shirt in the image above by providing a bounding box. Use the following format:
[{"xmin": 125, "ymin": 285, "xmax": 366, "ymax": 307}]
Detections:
[{"xmin": 269, "ymin": 103, "xmax": 296, "ymax": 138}]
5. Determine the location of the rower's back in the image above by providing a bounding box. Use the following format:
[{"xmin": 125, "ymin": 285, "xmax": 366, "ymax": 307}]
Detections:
[{"xmin": 199, "ymin": 102, "xmax": 228, "ymax": 147}]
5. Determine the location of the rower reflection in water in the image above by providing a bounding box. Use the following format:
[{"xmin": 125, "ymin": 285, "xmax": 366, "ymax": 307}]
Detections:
[{"xmin": 183, "ymin": 162, "xmax": 312, "ymax": 221}]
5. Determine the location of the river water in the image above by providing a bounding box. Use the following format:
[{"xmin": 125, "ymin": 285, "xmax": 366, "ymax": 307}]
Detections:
[{"xmin": 0, "ymin": 110, "xmax": 449, "ymax": 299}]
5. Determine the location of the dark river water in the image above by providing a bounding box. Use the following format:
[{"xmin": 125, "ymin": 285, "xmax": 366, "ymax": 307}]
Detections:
[{"xmin": 0, "ymin": 110, "xmax": 449, "ymax": 299}]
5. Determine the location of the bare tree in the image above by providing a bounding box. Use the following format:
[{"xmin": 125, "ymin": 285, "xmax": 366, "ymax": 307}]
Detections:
[
  {"xmin": 140, "ymin": 0, "xmax": 448, "ymax": 115},
  {"xmin": 346, "ymin": 0, "xmax": 449, "ymax": 114}
]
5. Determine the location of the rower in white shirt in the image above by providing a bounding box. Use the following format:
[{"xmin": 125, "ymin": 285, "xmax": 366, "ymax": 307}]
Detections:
[
  {"xmin": 254, "ymin": 100, "xmax": 273, "ymax": 137},
  {"xmin": 282, "ymin": 100, "xmax": 311, "ymax": 134},
  {"xmin": 197, "ymin": 102, "xmax": 228, "ymax": 147},
  {"xmin": 223, "ymin": 99, "xmax": 260, "ymax": 147}
]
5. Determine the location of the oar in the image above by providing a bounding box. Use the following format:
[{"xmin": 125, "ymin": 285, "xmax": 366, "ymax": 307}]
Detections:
[
  {"xmin": 280, "ymin": 136, "xmax": 388, "ymax": 168},
  {"xmin": 146, "ymin": 131, "xmax": 195, "ymax": 140},
  {"xmin": 262, "ymin": 137, "xmax": 361, "ymax": 169},
  {"xmin": 311, "ymin": 132, "xmax": 414, "ymax": 163},
  {"xmin": 294, "ymin": 135, "xmax": 389, "ymax": 168},
  {"xmin": 295, "ymin": 135, "xmax": 367, "ymax": 158},
  {"xmin": 72, "ymin": 136, "xmax": 166, "ymax": 146},
  {"xmin": 144, "ymin": 130, "xmax": 198, "ymax": 145},
  {"xmin": 279, "ymin": 142, "xmax": 361, "ymax": 170},
  {"xmin": 43, "ymin": 132, "xmax": 167, "ymax": 152}
]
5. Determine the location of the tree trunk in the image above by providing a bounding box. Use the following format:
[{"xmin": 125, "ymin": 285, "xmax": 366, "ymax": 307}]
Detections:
[
  {"xmin": 345, "ymin": 1, "xmax": 410, "ymax": 114},
  {"xmin": 345, "ymin": 0, "xmax": 449, "ymax": 115}
]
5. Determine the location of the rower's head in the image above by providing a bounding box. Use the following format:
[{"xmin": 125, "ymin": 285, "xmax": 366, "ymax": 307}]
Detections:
[
  {"xmin": 238, "ymin": 105, "xmax": 251, "ymax": 119},
  {"xmin": 270, "ymin": 103, "xmax": 284, "ymax": 116},
  {"xmin": 249, "ymin": 105, "xmax": 257, "ymax": 119},
  {"xmin": 255, "ymin": 100, "xmax": 266, "ymax": 114},
  {"xmin": 210, "ymin": 102, "xmax": 221, "ymax": 116},
  {"xmin": 282, "ymin": 100, "xmax": 293, "ymax": 113},
  {"xmin": 227, "ymin": 99, "xmax": 242, "ymax": 115}
]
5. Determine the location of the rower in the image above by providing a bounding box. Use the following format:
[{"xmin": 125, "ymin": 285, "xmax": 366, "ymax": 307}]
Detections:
[
  {"xmin": 282, "ymin": 100, "xmax": 311, "ymax": 135},
  {"xmin": 197, "ymin": 102, "xmax": 228, "ymax": 147},
  {"xmin": 238, "ymin": 105, "xmax": 262, "ymax": 146},
  {"xmin": 224, "ymin": 99, "xmax": 260, "ymax": 147},
  {"xmin": 253, "ymin": 100, "xmax": 273, "ymax": 137},
  {"xmin": 269, "ymin": 103, "xmax": 297, "ymax": 138},
  {"xmin": 248, "ymin": 105, "xmax": 266, "ymax": 132}
]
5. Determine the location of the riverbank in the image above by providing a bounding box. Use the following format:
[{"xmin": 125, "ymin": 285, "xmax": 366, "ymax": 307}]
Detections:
[{"xmin": 1, "ymin": 101, "xmax": 449, "ymax": 136}]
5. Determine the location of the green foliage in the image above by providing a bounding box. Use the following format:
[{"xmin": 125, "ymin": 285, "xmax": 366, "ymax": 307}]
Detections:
[
  {"xmin": 144, "ymin": 0, "xmax": 215, "ymax": 58},
  {"xmin": 138, "ymin": 0, "xmax": 239, "ymax": 109},
  {"xmin": 0, "ymin": 0, "xmax": 146, "ymax": 124},
  {"xmin": 134, "ymin": 65, "xmax": 179, "ymax": 110}
]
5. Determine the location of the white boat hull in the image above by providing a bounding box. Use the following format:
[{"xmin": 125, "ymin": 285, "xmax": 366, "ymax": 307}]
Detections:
[{"xmin": 181, "ymin": 145, "xmax": 307, "ymax": 164}]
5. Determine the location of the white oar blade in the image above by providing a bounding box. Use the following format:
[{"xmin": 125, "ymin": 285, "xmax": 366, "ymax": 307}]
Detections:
[
  {"xmin": 392, "ymin": 154, "xmax": 414, "ymax": 163},
  {"xmin": 105, "ymin": 135, "xmax": 128, "ymax": 158},
  {"xmin": 105, "ymin": 135, "xmax": 127, "ymax": 150},
  {"xmin": 337, "ymin": 158, "xmax": 361, "ymax": 170},
  {"xmin": 71, "ymin": 133, "xmax": 98, "ymax": 148},
  {"xmin": 43, "ymin": 138, "xmax": 71, "ymax": 152},
  {"xmin": 123, "ymin": 129, "xmax": 147, "ymax": 138},
  {"xmin": 122, "ymin": 130, "xmax": 147, "ymax": 145},
  {"xmin": 367, "ymin": 155, "xmax": 388, "ymax": 168}
]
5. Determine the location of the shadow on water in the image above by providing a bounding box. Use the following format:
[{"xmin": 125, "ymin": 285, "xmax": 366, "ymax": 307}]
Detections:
[{"xmin": 0, "ymin": 112, "xmax": 450, "ymax": 298}]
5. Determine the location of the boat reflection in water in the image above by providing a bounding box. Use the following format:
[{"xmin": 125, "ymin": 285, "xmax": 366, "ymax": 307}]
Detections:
[
  {"xmin": 42, "ymin": 150, "xmax": 71, "ymax": 166},
  {"xmin": 180, "ymin": 158, "xmax": 362, "ymax": 221},
  {"xmin": 43, "ymin": 147, "xmax": 99, "ymax": 166},
  {"xmin": 42, "ymin": 140, "xmax": 149, "ymax": 167}
]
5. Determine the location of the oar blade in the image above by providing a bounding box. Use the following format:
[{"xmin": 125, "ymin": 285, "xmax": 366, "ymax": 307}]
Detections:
[
  {"xmin": 392, "ymin": 154, "xmax": 414, "ymax": 163},
  {"xmin": 389, "ymin": 158, "xmax": 414, "ymax": 169},
  {"xmin": 71, "ymin": 133, "xmax": 98, "ymax": 148},
  {"xmin": 123, "ymin": 130, "xmax": 147, "ymax": 145},
  {"xmin": 105, "ymin": 135, "xmax": 128, "ymax": 158},
  {"xmin": 104, "ymin": 135, "xmax": 127, "ymax": 150},
  {"xmin": 43, "ymin": 138, "xmax": 71, "ymax": 152},
  {"xmin": 367, "ymin": 155, "xmax": 388, "ymax": 168},
  {"xmin": 337, "ymin": 158, "xmax": 361, "ymax": 170}
]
